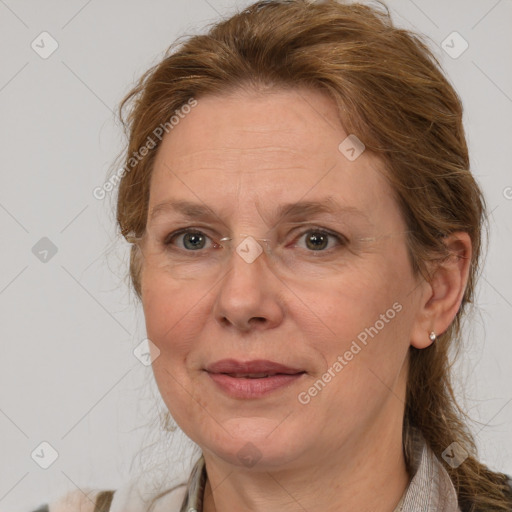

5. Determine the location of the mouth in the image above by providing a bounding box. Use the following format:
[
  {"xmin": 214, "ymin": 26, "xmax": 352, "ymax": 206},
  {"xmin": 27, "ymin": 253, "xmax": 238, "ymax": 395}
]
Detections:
[
  {"xmin": 221, "ymin": 373, "xmax": 294, "ymax": 379},
  {"xmin": 205, "ymin": 358, "xmax": 304, "ymax": 375},
  {"xmin": 204, "ymin": 359, "xmax": 306, "ymax": 399}
]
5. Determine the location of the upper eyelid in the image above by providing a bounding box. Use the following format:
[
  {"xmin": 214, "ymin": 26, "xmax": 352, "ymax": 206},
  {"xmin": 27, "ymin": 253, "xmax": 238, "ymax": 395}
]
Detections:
[{"xmin": 165, "ymin": 226, "xmax": 347, "ymax": 246}]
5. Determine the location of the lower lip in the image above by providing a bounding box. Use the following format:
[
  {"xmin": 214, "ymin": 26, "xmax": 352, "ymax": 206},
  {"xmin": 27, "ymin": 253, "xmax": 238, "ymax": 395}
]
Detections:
[{"xmin": 206, "ymin": 372, "xmax": 305, "ymax": 399}]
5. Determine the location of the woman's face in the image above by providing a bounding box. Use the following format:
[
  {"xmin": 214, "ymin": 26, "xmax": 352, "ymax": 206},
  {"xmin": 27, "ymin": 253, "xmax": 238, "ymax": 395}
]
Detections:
[{"xmin": 140, "ymin": 87, "xmax": 428, "ymax": 470}]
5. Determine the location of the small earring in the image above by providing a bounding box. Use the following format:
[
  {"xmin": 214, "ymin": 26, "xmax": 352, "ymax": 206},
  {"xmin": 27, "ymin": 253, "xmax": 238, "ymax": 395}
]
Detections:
[{"xmin": 429, "ymin": 331, "xmax": 437, "ymax": 342}]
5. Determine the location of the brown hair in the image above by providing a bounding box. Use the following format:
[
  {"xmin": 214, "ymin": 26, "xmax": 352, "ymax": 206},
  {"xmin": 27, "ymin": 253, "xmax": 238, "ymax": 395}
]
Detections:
[{"xmin": 112, "ymin": 1, "xmax": 512, "ymax": 509}]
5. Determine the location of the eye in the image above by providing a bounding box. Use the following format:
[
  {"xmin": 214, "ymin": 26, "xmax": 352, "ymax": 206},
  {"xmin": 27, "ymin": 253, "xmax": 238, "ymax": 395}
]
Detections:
[
  {"xmin": 293, "ymin": 228, "xmax": 346, "ymax": 252},
  {"xmin": 164, "ymin": 229, "xmax": 217, "ymax": 251}
]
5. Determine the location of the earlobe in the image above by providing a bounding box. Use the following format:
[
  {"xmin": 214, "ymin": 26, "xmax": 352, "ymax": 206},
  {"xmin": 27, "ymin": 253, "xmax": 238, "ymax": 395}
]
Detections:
[{"xmin": 410, "ymin": 232, "xmax": 472, "ymax": 349}]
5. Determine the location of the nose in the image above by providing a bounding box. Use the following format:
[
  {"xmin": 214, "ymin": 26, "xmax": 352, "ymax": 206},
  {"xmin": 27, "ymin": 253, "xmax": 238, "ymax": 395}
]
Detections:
[{"xmin": 212, "ymin": 240, "xmax": 285, "ymax": 332}]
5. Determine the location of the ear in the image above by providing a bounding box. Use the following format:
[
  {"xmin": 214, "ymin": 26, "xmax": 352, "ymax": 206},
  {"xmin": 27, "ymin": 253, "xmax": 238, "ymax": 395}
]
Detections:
[{"xmin": 410, "ymin": 232, "xmax": 472, "ymax": 349}]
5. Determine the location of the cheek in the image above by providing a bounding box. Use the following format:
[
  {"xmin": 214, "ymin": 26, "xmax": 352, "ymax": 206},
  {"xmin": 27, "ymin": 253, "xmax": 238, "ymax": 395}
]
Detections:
[
  {"xmin": 295, "ymin": 252, "xmax": 414, "ymax": 391},
  {"xmin": 296, "ymin": 291, "xmax": 410, "ymax": 437},
  {"xmin": 141, "ymin": 268, "xmax": 207, "ymax": 357},
  {"xmin": 294, "ymin": 260, "xmax": 403, "ymax": 338},
  {"xmin": 141, "ymin": 272, "xmax": 213, "ymax": 430}
]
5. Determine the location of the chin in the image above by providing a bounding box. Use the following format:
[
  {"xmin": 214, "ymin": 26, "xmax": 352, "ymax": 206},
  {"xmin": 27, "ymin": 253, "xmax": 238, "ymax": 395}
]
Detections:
[{"xmin": 198, "ymin": 416, "xmax": 307, "ymax": 470}]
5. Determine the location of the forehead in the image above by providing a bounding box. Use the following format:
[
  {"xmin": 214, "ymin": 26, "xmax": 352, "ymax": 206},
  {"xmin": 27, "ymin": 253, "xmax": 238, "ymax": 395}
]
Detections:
[
  {"xmin": 148, "ymin": 88, "xmax": 401, "ymax": 230},
  {"xmin": 161, "ymin": 87, "xmax": 342, "ymax": 168}
]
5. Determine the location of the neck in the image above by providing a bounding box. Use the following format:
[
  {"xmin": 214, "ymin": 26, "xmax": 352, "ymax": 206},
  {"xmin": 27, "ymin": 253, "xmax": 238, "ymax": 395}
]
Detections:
[{"xmin": 202, "ymin": 414, "xmax": 409, "ymax": 512}]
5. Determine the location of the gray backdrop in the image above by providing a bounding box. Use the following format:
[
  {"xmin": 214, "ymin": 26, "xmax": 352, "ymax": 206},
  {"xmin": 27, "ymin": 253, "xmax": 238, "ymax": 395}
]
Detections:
[{"xmin": 1, "ymin": 0, "xmax": 511, "ymax": 510}]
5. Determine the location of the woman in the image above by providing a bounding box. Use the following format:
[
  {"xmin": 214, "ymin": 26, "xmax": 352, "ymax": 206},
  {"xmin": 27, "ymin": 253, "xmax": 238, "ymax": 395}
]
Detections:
[{"xmin": 38, "ymin": 0, "xmax": 512, "ymax": 510}]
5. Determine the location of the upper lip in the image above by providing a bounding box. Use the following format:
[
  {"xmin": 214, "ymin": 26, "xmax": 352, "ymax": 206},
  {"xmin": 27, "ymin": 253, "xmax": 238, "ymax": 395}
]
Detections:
[{"xmin": 205, "ymin": 359, "xmax": 304, "ymax": 375}]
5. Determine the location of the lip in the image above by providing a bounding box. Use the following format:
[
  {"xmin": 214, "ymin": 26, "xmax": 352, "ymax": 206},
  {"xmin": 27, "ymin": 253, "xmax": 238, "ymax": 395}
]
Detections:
[
  {"xmin": 206, "ymin": 359, "xmax": 304, "ymax": 375},
  {"xmin": 205, "ymin": 359, "xmax": 306, "ymax": 399}
]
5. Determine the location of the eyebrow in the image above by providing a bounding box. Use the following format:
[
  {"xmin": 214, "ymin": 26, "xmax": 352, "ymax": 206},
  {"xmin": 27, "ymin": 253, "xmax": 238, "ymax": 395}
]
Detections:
[{"xmin": 149, "ymin": 197, "xmax": 367, "ymax": 225}]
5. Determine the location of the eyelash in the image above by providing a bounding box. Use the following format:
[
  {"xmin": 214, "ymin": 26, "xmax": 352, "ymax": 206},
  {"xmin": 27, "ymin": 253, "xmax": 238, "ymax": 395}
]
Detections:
[{"xmin": 163, "ymin": 226, "xmax": 348, "ymax": 254}]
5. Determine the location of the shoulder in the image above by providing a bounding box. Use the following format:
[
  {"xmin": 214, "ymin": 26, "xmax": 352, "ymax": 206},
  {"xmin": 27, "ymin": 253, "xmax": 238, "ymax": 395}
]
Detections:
[
  {"xmin": 37, "ymin": 489, "xmax": 113, "ymax": 512},
  {"xmin": 37, "ymin": 479, "xmax": 188, "ymax": 512},
  {"xmin": 506, "ymin": 474, "xmax": 512, "ymax": 498},
  {"xmin": 109, "ymin": 479, "xmax": 187, "ymax": 512}
]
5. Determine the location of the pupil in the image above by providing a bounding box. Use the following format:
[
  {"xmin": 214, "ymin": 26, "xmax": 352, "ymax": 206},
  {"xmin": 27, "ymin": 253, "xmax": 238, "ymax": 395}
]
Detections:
[
  {"xmin": 306, "ymin": 232, "xmax": 328, "ymax": 250},
  {"xmin": 184, "ymin": 232, "xmax": 205, "ymax": 250}
]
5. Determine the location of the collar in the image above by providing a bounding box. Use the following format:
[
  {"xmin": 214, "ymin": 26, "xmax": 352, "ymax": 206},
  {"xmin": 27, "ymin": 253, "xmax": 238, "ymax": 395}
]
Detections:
[
  {"xmin": 179, "ymin": 430, "xmax": 460, "ymax": 512},
  {"xmin": 394, "ymin": 428, "xmax": 460, "ymax": 512}
]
